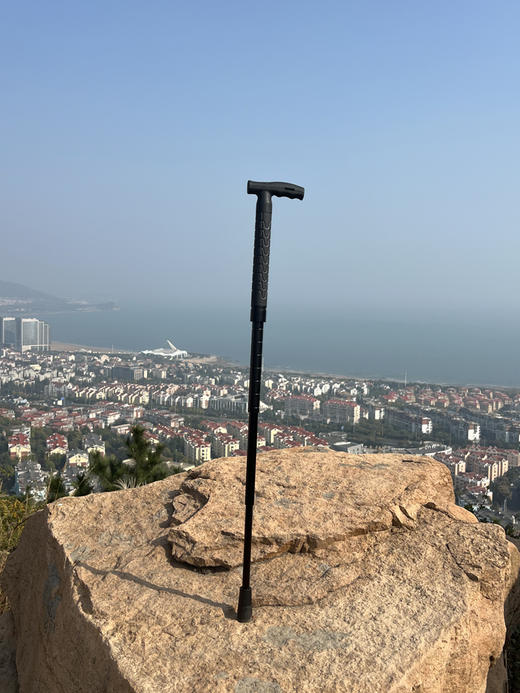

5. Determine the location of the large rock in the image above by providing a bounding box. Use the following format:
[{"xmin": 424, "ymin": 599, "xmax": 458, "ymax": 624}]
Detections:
[
  {"xmin": 0, "ymin": 611, "xmax": 17, "ymax": 693},
  {"xmin": 2, "ymin": 450, "xmax": 518, "ymax": 692}
]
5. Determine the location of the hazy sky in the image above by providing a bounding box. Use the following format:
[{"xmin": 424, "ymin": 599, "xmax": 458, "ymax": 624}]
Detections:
[{"xmin": 2, "ymin": 1, "xmax": 519, "ymax": 324}]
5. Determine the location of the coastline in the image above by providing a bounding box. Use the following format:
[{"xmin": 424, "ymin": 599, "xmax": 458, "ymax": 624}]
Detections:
[
  {"xmin": 49, "ymin": 342, "xmax": 520, "ymax": 391},
  {"xmin": 51, "ymin": 342, "xmax": 220, "ymax": 366}
]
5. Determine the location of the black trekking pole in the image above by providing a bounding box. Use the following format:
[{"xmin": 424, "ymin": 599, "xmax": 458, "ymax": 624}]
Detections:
[{"xmin": 236, "ymin": 180, "xmax": 304, "ymax": 623}]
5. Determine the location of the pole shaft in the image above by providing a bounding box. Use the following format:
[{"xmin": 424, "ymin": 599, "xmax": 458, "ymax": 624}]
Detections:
[
  {"xmin": 237, "ymin": 192, "xmax": 271, "ymax": 623},
  {"xmin": 245, "ymin": 319, "xmax": 263, "ymax": 505},
  {"xmin": 241, "ymin": 318, "xmax": 264, "ymax": 587}
]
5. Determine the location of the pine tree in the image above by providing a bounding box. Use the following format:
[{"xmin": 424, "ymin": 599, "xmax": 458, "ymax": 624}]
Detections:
[
  {"xmin": 72, "ymin": 472, "xmax": 94, "ymax": 497},
  {"xmin": 47, "ymin": 474, "xmax": 67, "ymax": 503},
  {"xmin": 126, "ymin": 426, "xmax": 168, "ymax": 485},
  {"xmin": 89, "ymin": 426, "xmax": 168, "ymax": 492},
  {"xmin": 89, "ymin": 450, "xmax": 124, "ymax": 492}
]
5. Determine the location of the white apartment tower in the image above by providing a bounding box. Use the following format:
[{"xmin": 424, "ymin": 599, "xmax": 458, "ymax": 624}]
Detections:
[{"xmin": 0, "ymin": 317, "xmax": 50, "ymax": 352}]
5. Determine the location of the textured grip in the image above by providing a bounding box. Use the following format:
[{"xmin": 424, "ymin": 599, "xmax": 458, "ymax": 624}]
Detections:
[{"xmin": 250, "ymin": 192, "xmax": 272, "ymax": 321}]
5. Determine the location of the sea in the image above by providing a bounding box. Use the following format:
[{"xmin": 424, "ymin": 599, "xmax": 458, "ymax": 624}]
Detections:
[{"xmin": 41, "ymin": 302, "xmax": 520, "ymax": 388}]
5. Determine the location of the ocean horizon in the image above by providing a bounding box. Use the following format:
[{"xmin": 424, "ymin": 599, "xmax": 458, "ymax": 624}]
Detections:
[{"xmin": 41, "ymin": 302, "xmax": 520, "ymax": 389}]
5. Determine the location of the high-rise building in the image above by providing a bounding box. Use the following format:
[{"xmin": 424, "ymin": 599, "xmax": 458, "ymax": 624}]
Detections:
[
  {"xmin": 38, "ymin": 320, "xmax": 50, "ymax": 351},
  {"xmin": 0, "ymin": 317, "xmax": 50, "ymax": 352},
  {"xmin": 1, "ymin": 317, "xmax": 17, "ymax": 347},
  {"xmin": 20, "ymin": 318, "xmax": 39, "ymax": 352},
  {"xmin": 19, "ymin": 318, "xmax": 50, "ymax": 352}
]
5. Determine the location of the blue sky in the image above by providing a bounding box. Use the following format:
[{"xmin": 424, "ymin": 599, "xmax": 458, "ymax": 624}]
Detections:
[{"xmin": 1, "ymin": 1, "xmax": 519, "ymax": 324}]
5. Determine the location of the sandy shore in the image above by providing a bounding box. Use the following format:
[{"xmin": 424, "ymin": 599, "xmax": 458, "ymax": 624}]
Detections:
[{"xmin": 51, "ymin": 341, "xmax": 135, "ymax": 354}]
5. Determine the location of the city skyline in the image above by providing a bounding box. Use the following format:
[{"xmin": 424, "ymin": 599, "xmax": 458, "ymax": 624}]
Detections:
[{"xmin": 2, "ymin": 340, "xmax": 520, "ymax": 520}]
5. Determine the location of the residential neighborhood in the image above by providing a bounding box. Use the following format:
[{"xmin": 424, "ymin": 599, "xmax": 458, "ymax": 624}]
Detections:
[{"xmin": 2, "ymin": 343, "xmax": 520, "ymax": 528}]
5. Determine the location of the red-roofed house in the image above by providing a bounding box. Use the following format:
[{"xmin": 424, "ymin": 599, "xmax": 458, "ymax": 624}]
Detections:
[
  {"xmin": 8, "ymin": 433, "xmax": 31, "ymax": 460},
  {"xmin": 46, "ymin": 433, "xmax": 68, "ymax": 455}
]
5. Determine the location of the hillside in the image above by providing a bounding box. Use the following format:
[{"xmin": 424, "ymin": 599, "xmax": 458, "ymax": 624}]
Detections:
[
  {"xmin": 0, "ymin": 280, "xmax": 57, "ymax": 300},
  {"xmin": 0, "ymin": 280, "xmax": 117, "ymax": 313}
]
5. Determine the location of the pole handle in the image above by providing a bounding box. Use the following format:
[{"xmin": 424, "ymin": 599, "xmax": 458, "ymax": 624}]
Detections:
[
  {"xmin": 248, "ymin": 180, "xmax": 304, "ymax": 200},
  {"xmin": 250, "ymin": 191, "xmax": 272, "ymax": 323}
]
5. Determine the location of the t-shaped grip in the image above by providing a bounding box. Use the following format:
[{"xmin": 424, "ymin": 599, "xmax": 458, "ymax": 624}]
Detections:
[{"xmin": 247, "ymin": 180, "xmax": 305, "ymax": 200}]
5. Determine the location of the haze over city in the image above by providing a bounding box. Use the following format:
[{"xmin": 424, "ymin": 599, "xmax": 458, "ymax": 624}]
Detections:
[{"xmin": 2, "ymin": 1, "xmax": 520, "ymax": 382}]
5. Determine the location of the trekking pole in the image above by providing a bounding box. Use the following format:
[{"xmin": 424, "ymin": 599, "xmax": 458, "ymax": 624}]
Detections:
[{"xmin": 236, "ymin": 180, "xmax": 304, "ymax": 623}]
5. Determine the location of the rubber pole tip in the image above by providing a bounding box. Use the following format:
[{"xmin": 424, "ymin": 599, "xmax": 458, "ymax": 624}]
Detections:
[{"xmin": 237, "ymin": 587, "xmax": 253, "ymax": 623}]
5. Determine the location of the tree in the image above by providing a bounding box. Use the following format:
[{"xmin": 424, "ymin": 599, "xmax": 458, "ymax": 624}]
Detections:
[
  {"xmin": 67, "ymin": 430, "xmax": 83, "ymax": 451},
  {"xmin": 89, "ymin": 426, "xmax": 169, "ymax": 492},
  {"xmin": 100, "ymin": 429, "xmax": 129, "ymax": 460},
  {"xmin": 505, "ymin": 524, "xmax": 517, "ymax": 537},
  {"xmin": 47, "ymin": 453, "xmax": 66, "ymax": 473},
  {"xmin": 0, "ymin": 431, "xmax": 8, "ymax": 455},
  {"xmin": 72, "ymin": 472, "xmax": 94, "ymax": 497},
  {"xmin": 30, "ymin": 427, "xmax": 53, "ymax": 465},
  {"xmin": 0, "ymin": 493, "xmax": 42, "ymax": 612},
  {"xmin": 490, "ymin": 467, "xmax": 520, "ymax": 511},
  {"xmin": 0, "ymin": 495, "xmax": 33, "ymax": 552},
  {"xmin": 490, "ymin": 477, "xmax": 512, "ymax": 508},
  {"xmin": 126, "ymin": 426, "xmax": 168, "ymax": 485},
  {"xmin": 88, "ymin": 451, "xmax": 124, "ymax": 492},
  {"xmin": 47, "ymin": 474, "xmax": 67, "ymax": 503},
  {"xmin": 0, "ymin": 452, "xmax": 15, "ymax": 493}
]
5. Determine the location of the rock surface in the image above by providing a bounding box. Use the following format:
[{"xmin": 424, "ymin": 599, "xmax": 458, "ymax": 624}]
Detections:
[
  {"xmin": 0, "ymin": 611, "xmax": 18, "ymax": 693},
  {"xmin": 2, "ymin": 450, "xmax": 518, "ymax": 692}
]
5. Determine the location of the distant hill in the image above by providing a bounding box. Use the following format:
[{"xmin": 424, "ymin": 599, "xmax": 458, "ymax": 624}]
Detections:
[
  {"xmin": 0, "ymin": 280, "xmax": 117, "ymax": 314},
  {"xmin": 0, "ymin": 280, "xmax": 60, "ymax": 300}
]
